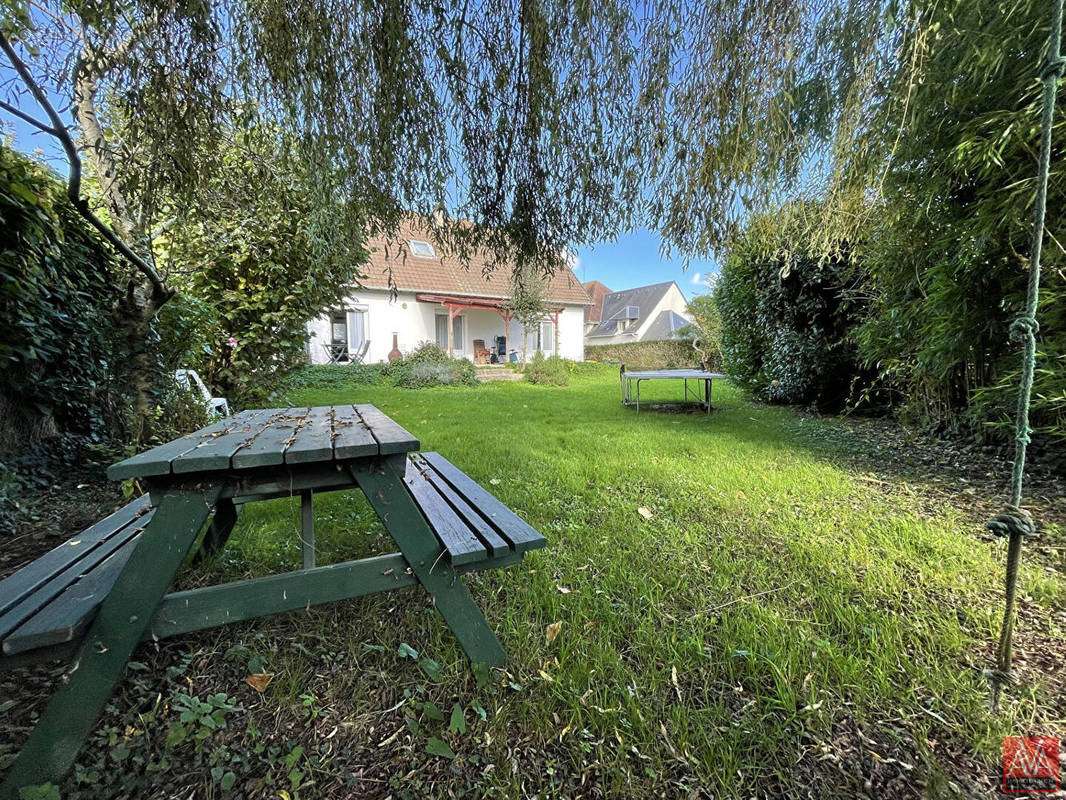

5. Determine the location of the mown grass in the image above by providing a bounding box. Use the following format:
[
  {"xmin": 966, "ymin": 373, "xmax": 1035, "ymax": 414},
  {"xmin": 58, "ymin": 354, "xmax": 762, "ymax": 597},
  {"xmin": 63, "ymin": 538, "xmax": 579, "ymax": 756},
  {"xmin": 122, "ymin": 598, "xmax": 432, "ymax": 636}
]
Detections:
[{"xmin": 8, "ymin": 365, "xmax": 1062, "ymax": 798}]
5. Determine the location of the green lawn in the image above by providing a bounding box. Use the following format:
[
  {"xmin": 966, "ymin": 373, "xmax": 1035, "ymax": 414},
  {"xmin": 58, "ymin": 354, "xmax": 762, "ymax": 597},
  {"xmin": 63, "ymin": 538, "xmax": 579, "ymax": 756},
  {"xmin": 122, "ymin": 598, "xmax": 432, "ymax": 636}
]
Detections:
[{"xmin": 27, "ymin": 365, "xmax": 1066, "ymax": 797}]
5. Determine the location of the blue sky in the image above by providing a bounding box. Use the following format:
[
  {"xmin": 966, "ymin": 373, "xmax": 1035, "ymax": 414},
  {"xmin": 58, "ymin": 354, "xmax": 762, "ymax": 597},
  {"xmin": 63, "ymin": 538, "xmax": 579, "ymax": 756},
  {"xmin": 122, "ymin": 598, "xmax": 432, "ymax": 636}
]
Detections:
[{"xmin": 572, "ymin": 234, "xmax": 717, "ymax": 300}]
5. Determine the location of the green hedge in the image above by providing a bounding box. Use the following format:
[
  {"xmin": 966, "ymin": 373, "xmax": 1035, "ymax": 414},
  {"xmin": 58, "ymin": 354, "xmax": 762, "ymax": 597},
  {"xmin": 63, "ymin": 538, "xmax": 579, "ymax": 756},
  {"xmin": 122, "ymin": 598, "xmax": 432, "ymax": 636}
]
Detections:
[
  {"xmin": 0, "ymin": 145, "xmax": 125, "ymax": 449},
  {"xmin": 585, "ymin": 340, "xmax": 699, "ymax": 370}
]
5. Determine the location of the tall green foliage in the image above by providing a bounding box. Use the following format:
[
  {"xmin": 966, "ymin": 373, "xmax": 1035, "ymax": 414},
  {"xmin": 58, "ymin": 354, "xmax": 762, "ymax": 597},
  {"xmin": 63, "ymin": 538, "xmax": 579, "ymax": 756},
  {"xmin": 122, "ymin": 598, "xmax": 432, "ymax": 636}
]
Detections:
[
  {"xmin": 842, "ymin": 0, "xmax": 1066, "ymax": 442},
  {"xmin": 716, "ymin": 208, "xmax": 866, "ymax": 412},
  {"xmin": 159, "ymin": 137, "xmax": 368, "ymax": 404},
  {"xmin": 678, "ymin": 294, "xmax": 723, "ymax": 369},
  {"xmin": 0, "ymin": 144, "xmax": 124, "ymax": 447}
]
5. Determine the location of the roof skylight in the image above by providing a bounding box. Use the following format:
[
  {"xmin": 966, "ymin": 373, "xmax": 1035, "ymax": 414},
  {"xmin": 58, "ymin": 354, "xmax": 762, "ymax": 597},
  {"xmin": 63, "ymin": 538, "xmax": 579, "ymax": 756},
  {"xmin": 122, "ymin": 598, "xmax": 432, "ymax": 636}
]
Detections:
[{"xmin": 408, "ymin": 240, "xmax": 436, "ymax": 258}]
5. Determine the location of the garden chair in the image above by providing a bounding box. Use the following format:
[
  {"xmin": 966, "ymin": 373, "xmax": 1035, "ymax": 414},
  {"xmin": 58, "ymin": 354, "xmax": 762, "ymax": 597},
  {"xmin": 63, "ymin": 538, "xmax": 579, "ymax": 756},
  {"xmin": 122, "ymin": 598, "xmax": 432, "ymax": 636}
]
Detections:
[
  {"xmin": 472, "ymin": 339, "xmax": 491, "ymax": 364},
  {"xmin": 349, "ymin": 340, "xmax": 371, "ymax": 364},
  {"xmin": 174, "ymin": 369, "xmax": 230, "ymax": 417}
]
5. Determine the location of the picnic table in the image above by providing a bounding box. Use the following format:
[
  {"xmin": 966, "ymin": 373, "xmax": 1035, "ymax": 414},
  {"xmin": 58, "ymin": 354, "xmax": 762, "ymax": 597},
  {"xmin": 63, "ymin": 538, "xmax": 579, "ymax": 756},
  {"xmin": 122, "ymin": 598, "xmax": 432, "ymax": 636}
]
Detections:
[
  {"xmin": 0, "ymin": 405, "xmax": 543, "ymax": 795},
  {"xmin": 620, "ymin": 365, "xmax": 727, "ymax": 414}
]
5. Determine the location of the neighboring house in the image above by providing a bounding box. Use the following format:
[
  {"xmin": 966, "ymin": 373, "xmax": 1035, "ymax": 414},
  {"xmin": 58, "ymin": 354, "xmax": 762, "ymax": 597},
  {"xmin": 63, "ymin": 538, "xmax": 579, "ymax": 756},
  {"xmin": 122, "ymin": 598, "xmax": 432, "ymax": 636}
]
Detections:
[
  {"xmin": 584, "ymin": 280, "xmax": 693, "ymax": 346},
  {"xmin": 307, "ymin": 221, "xmax": 592, "ymax": 364},
  {"xmin": 582, "ymin": 280, "xmax": 613, "ymax": 334}
]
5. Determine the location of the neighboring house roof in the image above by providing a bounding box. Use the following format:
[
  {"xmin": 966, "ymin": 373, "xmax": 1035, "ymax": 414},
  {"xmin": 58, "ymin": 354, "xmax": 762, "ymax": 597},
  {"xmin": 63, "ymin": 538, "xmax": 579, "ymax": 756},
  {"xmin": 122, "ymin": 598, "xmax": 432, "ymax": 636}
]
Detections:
[
  {"xmin": 359, "ymin": 219, "xmax": 592, "ymax": 305},
  {"xmin": 586, "ymin": 280, "xmax": 677, "ymax": 338},
  {"xmin": 642, "ymin": 309, "xmax": 691, "ymax": 341},
  {"xmin": 582, "ymin": 280, "xmax": 613, "ymax": 323}
]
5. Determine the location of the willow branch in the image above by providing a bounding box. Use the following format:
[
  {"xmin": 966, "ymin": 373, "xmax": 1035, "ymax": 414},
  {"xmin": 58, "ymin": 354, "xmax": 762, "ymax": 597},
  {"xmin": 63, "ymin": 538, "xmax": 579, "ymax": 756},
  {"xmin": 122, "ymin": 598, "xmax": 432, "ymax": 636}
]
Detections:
[
  {"xmin": 0, "ymin": 31, "xmax": 171, "ymax": 300},
  {"xmin": 0, "ymin": 98, "xmax": 56, "ymax": 134}
]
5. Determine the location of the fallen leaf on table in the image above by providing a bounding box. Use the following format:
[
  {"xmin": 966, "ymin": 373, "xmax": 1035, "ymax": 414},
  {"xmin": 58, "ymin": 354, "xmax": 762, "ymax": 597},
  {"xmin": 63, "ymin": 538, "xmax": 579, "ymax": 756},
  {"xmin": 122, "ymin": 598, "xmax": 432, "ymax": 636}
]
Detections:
[
  {"xmin": 637, "ymin": 506, "xmax": 654, "ymax": 520},
  {"xmin": 244, "ymin": 673, "xmax": 274, "ymax": 693},
  {"xmin": 546, "ymin": 621, "xmax": 563, "ymax": 645}
]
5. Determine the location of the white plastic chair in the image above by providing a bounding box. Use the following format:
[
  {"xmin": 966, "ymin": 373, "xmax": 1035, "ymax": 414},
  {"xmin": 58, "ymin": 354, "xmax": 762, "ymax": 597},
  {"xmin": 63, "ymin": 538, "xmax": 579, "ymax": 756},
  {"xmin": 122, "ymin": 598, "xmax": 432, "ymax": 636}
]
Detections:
[{"xmin": 175, "ymin": 369, "xmax": 230, "ymax": 417}]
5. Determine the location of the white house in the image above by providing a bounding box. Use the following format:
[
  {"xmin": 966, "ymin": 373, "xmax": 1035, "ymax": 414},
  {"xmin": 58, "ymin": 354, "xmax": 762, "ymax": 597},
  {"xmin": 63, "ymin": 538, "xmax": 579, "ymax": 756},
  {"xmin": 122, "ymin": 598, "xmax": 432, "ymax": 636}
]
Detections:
[
  {"xmin": 584, "ymin": 281, "xmax": 693, "ymax": 347},
  {"xmin": 307, "ymin": 221, "xmax": 592, "ymax": 364}
]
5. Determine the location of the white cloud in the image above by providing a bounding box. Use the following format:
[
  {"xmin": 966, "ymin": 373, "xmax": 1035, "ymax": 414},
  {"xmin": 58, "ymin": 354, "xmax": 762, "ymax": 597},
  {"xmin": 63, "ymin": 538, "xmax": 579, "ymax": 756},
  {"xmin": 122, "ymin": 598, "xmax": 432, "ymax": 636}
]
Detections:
[{"xmin": 690, "ymin": 271, "xmax": 702, "ymax": 285}]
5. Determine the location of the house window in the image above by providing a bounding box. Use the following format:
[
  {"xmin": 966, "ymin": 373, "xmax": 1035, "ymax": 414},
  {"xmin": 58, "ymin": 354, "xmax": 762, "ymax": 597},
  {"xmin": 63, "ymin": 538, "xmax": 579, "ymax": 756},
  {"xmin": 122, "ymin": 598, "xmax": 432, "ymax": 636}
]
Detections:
[
  {"xmin": 539, "ymin": 320, "xmax": 554, "ymax": 352},
  {"xmin": 346, "ymin": 309, "xmax": 366, "ymax": 351},
  {"xmin": 331, "ymin": 311, "xmax": 348, "ymax": 346},
  {"xmin": 409, "ymin": 240, "xmax": 436, "ymax": 258},
  {"xmin": 435, "ymin": 313, "xmax": 464, "ymax": 352}
]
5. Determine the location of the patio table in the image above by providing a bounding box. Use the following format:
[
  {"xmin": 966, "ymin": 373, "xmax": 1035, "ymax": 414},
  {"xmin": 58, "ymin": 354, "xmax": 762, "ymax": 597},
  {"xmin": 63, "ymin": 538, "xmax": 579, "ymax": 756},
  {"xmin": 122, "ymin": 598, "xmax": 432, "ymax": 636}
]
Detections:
[{"xmin": 10, "ymin": 405, "xmax": 511, "ymax": 788}]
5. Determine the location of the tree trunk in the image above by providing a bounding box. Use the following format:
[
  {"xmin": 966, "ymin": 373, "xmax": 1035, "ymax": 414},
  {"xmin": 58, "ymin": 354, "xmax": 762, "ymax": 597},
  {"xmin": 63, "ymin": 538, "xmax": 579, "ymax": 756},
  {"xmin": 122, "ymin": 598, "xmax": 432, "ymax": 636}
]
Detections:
[{"xmin": 75, "ymin": 53, "xmax": 167, "ymax": 444}]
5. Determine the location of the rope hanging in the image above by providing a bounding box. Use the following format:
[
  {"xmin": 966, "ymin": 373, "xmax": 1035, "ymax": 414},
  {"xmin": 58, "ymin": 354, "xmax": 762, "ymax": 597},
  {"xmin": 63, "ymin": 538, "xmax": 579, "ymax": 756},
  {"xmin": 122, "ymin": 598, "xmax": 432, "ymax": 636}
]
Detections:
[{"xmin": 988, "ymin": 0, "xmax": 1063, "ymax": 700}]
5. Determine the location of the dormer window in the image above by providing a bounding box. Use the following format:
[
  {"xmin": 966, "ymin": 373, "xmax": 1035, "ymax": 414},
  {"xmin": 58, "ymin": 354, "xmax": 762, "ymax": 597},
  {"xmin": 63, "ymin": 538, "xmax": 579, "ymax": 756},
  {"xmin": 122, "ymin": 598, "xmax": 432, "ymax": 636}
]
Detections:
[
  {"xmin": 408, "ymin": 240, "xmax": 436, "ymax": 258},
  {"xmin": 609, "ymin": 305, "xmax": 640, "ymax": 333}
]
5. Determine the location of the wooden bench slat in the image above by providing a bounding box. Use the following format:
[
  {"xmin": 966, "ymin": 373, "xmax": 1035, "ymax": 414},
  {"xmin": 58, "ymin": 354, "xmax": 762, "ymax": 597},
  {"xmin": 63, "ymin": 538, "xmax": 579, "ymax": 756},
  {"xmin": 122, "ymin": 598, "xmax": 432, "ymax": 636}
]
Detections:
[
  {"xmin": 355, "ymin": 404, "xmax": 419, "ymax": 455},
  {"xmin": 106, "ymin": 415, "xmax": 248, "ymax": 480},
  {"xmin": 2, "ymin": 514, "xmax": 150, "ymax": 655},
  {"xmin": 403, "ymin": 463, "xmax": 487, "ymax": 565},
  {"xmin": 0, "ymin": 495, "xmax": 151, "ymax": 619},
  {"xmin": 231, "ymin": 408, "xmax": 310, "ymax": 468},
  {"xmin": 418, "ymin": 452, "xmax": 546, "ymax": 554},
  {"xmin": 332, "ymin": 409, "xmax": 378, "ymax": 459},
  {"xmin": 170, "ymin": 409, "xmax": 274, "ymax": 473},
  {"xmin": 409, "ymin": 455, "xmax": 510, "ymax": 557},
  {"xmin": 0, "ymin": 520, "xmax": 145, "ymax": 643},
  {"xmin": 285, "ymin": 407, "xmax": 335, "ymax": 464}
]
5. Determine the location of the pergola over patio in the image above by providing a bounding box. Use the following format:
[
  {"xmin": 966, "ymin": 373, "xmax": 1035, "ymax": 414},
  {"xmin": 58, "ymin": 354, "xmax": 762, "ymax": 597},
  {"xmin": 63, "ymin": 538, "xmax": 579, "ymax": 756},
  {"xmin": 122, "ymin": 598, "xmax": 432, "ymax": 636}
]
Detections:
[{"xmin": 416, "ymin": 293, "xmax": 563, "ymax": 359}]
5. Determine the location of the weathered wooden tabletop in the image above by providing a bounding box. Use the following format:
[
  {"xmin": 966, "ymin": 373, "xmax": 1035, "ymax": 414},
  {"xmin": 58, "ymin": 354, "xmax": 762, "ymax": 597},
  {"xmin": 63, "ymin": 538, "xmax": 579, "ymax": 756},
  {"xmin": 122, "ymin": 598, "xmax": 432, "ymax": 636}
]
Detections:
[{"xmin": 107, "ymin": 405, "xmax": 419, "ymax": 481}]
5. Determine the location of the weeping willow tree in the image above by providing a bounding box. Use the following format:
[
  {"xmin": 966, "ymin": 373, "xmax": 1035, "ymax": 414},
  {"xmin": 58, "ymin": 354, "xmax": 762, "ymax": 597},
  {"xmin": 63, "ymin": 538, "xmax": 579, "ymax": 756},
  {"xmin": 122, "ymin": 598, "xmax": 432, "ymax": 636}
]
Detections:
[{"xmin": 0, "ymin": 0, "xmax": 894, "ymax": 440}]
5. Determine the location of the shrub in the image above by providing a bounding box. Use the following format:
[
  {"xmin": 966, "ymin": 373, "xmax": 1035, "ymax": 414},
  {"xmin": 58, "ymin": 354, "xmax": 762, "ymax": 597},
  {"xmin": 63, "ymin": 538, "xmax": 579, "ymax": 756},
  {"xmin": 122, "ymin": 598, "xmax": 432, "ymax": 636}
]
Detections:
[
  {"xmin": 404, "ymin": 341, "xmax": 451, "ymax": 365},
  {"xmin": 677, "ymin": 294, "xmax": 722, "ymax": 369},
  {"xmin": 385, "ymin": 341, "xmax": 477, "ymax": 388},
  {"xmin": 716, "ymin": 207, "xmax": 867, "ymax": 412},
  {"xmin": 525, "ymin": 352, "xmax": 571, "ymax": 386},
  {"xmin": 397, "ymin": 362, "xmax": 466, "ymax": 387},
  {"xmin": 145, "ymin": 377, "xmax": 214, "ymax": 447}
]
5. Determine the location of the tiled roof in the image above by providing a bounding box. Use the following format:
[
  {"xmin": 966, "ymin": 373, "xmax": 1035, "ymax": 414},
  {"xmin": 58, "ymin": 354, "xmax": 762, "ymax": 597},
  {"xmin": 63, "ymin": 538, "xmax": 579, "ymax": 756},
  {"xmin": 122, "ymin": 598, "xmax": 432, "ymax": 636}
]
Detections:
[
  {"xmin": 359, "ymin": 220, "xmax": 592, "ymax": 305},
  {"xmin": 582, "ymin": 280, "xmax": 613, "ymax": 322}
]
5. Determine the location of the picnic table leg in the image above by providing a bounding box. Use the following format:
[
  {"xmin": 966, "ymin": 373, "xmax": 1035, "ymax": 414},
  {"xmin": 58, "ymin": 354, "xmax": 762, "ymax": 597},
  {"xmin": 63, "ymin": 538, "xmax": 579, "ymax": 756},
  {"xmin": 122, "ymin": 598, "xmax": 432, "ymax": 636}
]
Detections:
[
  {"xmin": 351, "ymin": 459, "xmax": 507, "ymax": 667},
  {"xmin": 195, "ymin": 496, "xmax": 240, "ymax": 563},
  {"xmin": 301, "ymin": 490, "xmax": 315, "ymax": 569},
  {"xmin": 0, "ymin": 485, "xmax": 220, "ymax": 798}
]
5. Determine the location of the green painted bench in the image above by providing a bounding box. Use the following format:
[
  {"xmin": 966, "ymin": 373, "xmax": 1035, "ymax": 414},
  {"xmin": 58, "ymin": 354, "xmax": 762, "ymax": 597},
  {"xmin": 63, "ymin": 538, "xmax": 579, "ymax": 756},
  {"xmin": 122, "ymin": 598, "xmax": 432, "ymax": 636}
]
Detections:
[
  {"xmin": 0, "ymin": 453, "xmax": 544, "ymax": 674},
  {"xmin": 0, "ymin": 496, "xmax": 155, "ymax": 669},
  {"xmin": 404, "ymin": 452, "xmax": 546, "ymax": 568},
  {"xmin": 1, "ymin": 404, "xmax": 546, "ymax": 797}
]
